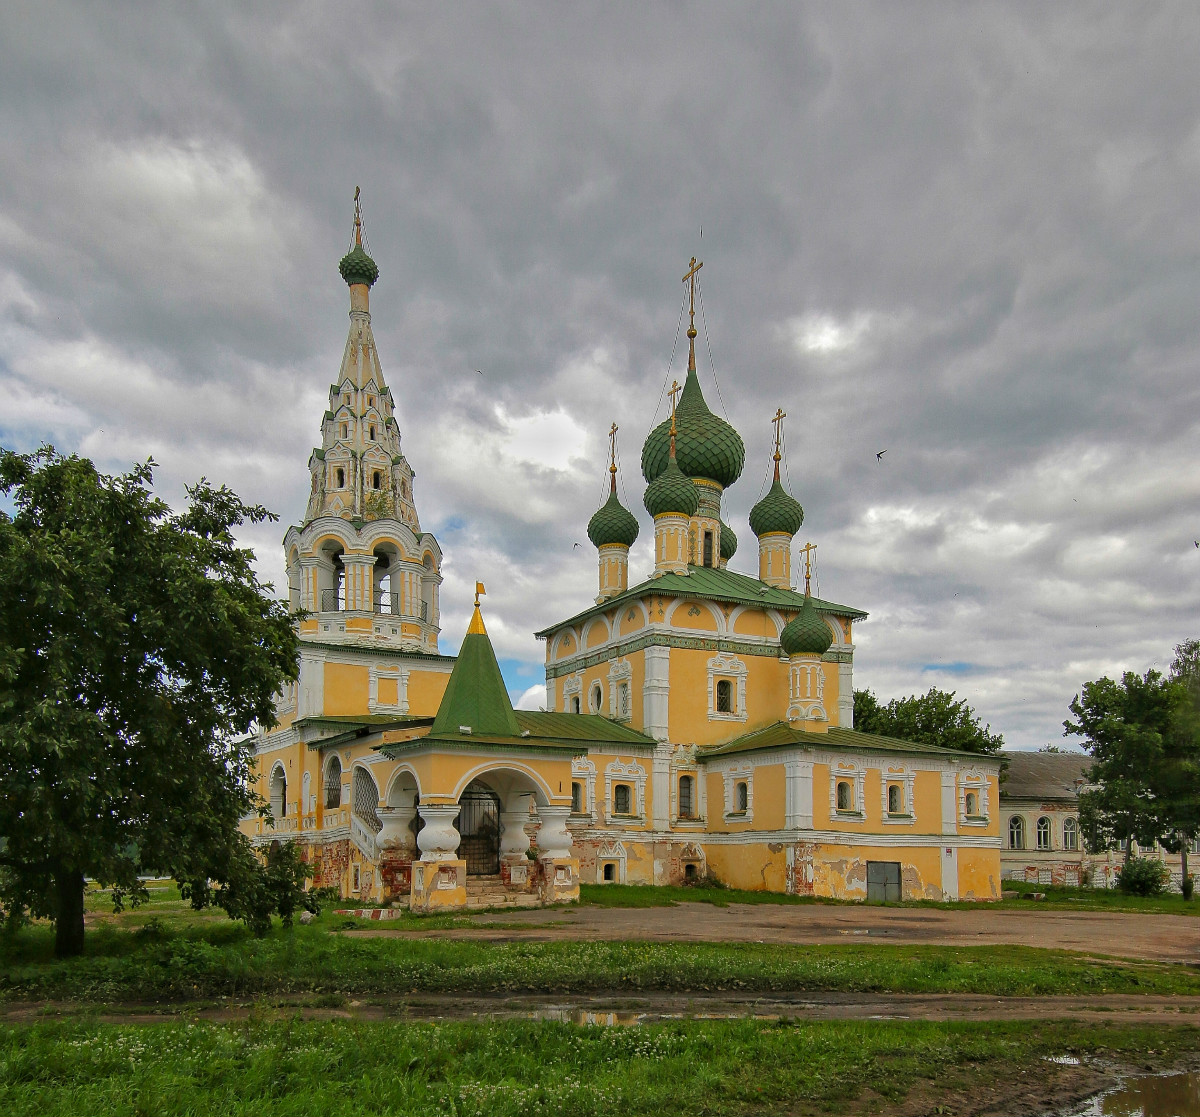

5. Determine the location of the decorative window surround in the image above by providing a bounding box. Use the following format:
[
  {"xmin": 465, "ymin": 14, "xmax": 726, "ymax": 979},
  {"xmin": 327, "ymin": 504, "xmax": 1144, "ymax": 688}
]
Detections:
[
  {"xmin": 604, "ymin": 758, "xmax": 647, "ymax": 823},
  {"xmin": 588, "ymin": 679, "xmax": 605, "ymax": 714},
  {"xmin": 829, "ymin": 761, "xmax": 866, "ymax": 819},
  {"xmin": 562, "ymin": 672, "xmax": 583, "ymax": 715},
  {"xmin": 596, "ymin": 840, "xmax": 627, "ymax": 883},
  {"xmin": 880, "ymin": 767, "xmax": 917, "ymax": 825},
  {"xmin": 671, "ymin": 765, "xmax": 704, "ymax": 826},
  {"xmin": 722, "ymin": 763, "xmax": 755, "ymax": 823},
  {"xmin": 707, "ymin": 652, "xmax": 748, "ymax": 723},
  {"xmin": 958, "ymin": 771, "xmax": 991, "ymax": 827},
  {"xmin": 607, "ymin": 657, "xmax": 633, "ymax": 721},
  {"xmin": 368, "ymin": 664, "xmax": 410, "ymax": 714},
  {"xmin": 571, "ymin": 756, "xmax": 598, "ymax": 823}
]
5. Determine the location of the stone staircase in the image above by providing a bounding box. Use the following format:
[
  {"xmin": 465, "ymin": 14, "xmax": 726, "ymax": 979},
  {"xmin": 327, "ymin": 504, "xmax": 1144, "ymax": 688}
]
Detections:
[{"xmin": 465, "ymin": 873, "xmax": 543, "ymax": 910}]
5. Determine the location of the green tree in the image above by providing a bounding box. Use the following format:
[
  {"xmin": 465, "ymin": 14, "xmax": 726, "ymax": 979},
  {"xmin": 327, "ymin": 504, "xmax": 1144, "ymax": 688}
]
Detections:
[
  {"xmin": 1164, "ymin": 640, "xmax": 1200, "ymax": 893},
  {"xmin": 853, "ymin": 687, "xmax": 1004, "ymax": 754},
  {"xmin": 0, "ymin": 447, "xmax": 301, "ymax": 955},
  {"xmin": 1064, "ymin": 669, "xmax": 1184, "ymax": 863}
]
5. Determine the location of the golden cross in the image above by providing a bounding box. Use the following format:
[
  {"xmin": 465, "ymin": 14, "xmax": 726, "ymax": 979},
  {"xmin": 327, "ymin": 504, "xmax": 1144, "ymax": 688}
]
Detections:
[
  {"xmin": 608, "ymin": 423, "xmax": 619, "ymax": 489},
  {"xmin": 798, "ymin": 541, "xmax": 816, "ymax": 595},
  {"xmin": 772, "ymin": 408, "xmax": 786, "ymax": 461},
  {"xmin": 682, "ymin": 256, "xmax": 703, "ymax": 329},
  {"xmin": 353, "ymin": 185, "xmax": 363, "ymax": 246},
  {"xmin": 667, "ymin": 380, "xmax": 681, "ymax": 431}
]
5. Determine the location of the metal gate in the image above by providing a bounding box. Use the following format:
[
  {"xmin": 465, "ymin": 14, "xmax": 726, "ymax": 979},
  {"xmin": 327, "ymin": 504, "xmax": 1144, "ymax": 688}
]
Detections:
[
  {"xmin": 866, "ymin": 860, "xmax": 902, "ymax": 903},
  {"xmin": 456, "ymin": 785, "xmax": 501, "ymax": 875}
]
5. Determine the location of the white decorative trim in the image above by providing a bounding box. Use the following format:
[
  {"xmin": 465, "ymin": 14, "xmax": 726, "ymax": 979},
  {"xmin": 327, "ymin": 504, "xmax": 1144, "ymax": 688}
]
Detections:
[
  {"xmin": 562, "ymin": 672, "xmax": 583, "ymax": 715},
  {"xmin": 880, "ymin": 765, "xmax": 917, "ymax": 824},
  {"xmin": 671, "ymin": 759, "xmax": 704, "ymax": 825},
  {"xmin": 787, "ymin": 657, "xmax": 827, "ymax": 723},
  {"xmin": 604, "ymin": 758, "xmax": 647, "ymax": 823},
  {"xmin": 722, "ymin": 762, "xmax": 755, "ymax": 822},
  {"xmin": 958, "ymin": 770, "xmax": 991, "ymax": 826},
  {"xmin": 368, "ymin": 664, "xmax": 410, "ymax": 714},
  {"xmin": 571, "ymin": 755, "xmax": 598, "ymax": 823},
  {"xmin": 784, "ymin": 759, "xmax": 814, "ymax": 829},
  {"xmin": 829, "ymin": 759, "xmax": 866, "ymax": 818},
  {"xmin": 607, "ymin": 657, "xmax": 633, "ymax": 721},
  {"xmin": 642, "ymin": 644, "xmax": 671, "ymax": 742},
  {"xmin": 596, "ymin": 840, "xmax": 627, "ymax": 883},
  {"xmin": 707, "ymin": 652, "xmax": 748, "ymax": 723},
  {"xmin": 588, "ymin": 677, "xmax": 605, "ymax": 714}
]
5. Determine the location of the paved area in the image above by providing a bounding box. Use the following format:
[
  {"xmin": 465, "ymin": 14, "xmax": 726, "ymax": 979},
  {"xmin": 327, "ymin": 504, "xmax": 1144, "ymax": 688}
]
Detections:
[{"xmin": 356, "ymin": 902, "xmax": 1200, "ymax": 963}]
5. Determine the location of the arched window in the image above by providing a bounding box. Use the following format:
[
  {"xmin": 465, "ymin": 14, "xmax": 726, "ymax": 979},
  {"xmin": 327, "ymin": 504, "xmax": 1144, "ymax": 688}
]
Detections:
[
  {"xmin": 335, "ymin": 467, "xmax": 345, "ymax": 488},
  {"xmin": 678, "ymin": 775, "xmax": 694, "ymax": 819},
  {"xmin": 372, "ymin": 470, "xmax": 382, "ymax": 490},
  {"xmin": 888, "ymin": 784, "xmax": 903, "ymax": 815},
  {"xmin": 1009, "ymin": 816, "xmax": 1025, "ymax": 850},
  {"xmin": 352, "ymin": 767, "xmax": 382, "ymax": 833},
  {"xmin": 836, "ymin": 781, "xmax": 852, "ymax": 812},
  {"xmin": 613, "ymin": 784, "xmax": 631, "ymax": 815},
  {"xmin": 369, "ymin": 425, "xmax": 376, "ymax": 440},
  {"xmin": 716, "ymin": 679, "xmax": 733, "ymax": 714},
  {"xmin": 1037, "ymin": 816, "xmax": 1052, "ymax": 851},
  {"xmin": 339, "ymin": 422, "xmax": 348, "ymax": 440},
  {"xmin": 592, "ymin": 684, "xmax": 603, "ymax": 713},
  {"xmin": 735, "ymin": 780, "xmax": 749, "ymax": 813},
  {"xmin": 965, "ymin": 790, "xmax": 979, "ymax": 817},
  {"xmin": 269, "ymin": 765, "xmax": 286, "ymax": 819},
  {"xmin": 571, "ymin": 782, "xmax": 583, "ymax": 813},
  {"xmin": 1063, "ymin": 816, "xmax": 1079, "ymax": 851},
  {"xmin": 324, "ymin": 756, "xmax": 342, "ymax": 810},
  {"xmin": 571, "ymin": 695, "xmax": 581, "ymax": 714}
]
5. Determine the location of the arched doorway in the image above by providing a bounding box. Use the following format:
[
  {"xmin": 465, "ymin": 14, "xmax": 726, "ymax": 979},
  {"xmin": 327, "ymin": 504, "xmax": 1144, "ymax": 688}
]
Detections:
[{"xmin": 456, "ymin": 781, "xmax": 501, "ymax": 875}]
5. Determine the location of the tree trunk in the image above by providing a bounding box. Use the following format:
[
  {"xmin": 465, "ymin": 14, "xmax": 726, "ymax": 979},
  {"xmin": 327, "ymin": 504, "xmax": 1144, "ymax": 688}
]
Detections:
[
  {"xmin": 1182, "ymin": 840, "xmax": 1191, "ymax": 898},
  {"xmin": 53, "ymin": 869, "xmax": 86, "ymax": 958}
]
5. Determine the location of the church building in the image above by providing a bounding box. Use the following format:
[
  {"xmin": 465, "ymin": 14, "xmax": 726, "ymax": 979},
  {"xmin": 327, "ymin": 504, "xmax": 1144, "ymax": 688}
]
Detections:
[{"xmin": 245, "ymin": 196, "xmax": 1002, "ymax": 909}]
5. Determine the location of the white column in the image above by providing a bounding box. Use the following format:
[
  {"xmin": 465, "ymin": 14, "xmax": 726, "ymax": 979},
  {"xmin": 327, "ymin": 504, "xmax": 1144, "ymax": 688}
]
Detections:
[
  {"xmin": 651, "ymin": 743, "xmax": 672, "ymax": 830},
  {"xmin": 377, "ymin": 805, "xmax": 416, "ymax": 852},
  {"xmin": 500, "ymin": 801, "xmax": 533, "ymax": 858},
  {"xmin": 416, "ymin": 805, "xmax": 461, "ymax": 862},
  {"xmin": 643, "ymin": 645, "xmax": 671, "ymax": 742},
  {"xmin": 784, "ymin": 759, "xmax": 814, "ymax": 829},
  {"xmin": 941, "ymin": 768, "xmax": 958, "ymax": 835},
  {"xmin": 838, "ymin": 658, "xmax": 854, "ymax": 727},
  {"xmin": 535, "ymin": 806, "xmax": 573, "ymax": 859}
]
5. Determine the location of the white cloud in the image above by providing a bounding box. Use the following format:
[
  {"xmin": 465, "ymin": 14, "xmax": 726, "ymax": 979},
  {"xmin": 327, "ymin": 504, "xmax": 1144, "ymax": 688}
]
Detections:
[{"xmin": 514, "ymin": 683, "xmax": 547, "ymax": 711}]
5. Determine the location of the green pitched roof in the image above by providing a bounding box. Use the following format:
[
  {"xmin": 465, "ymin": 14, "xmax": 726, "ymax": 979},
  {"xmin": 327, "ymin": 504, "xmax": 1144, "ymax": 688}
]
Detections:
[
  {"xmin": 429, "ymin": 608, "xmax": 521, "ymax": 738},
  {"xmin": 514, "ymin": 710, "xmax": 655, "ymax": 745},
  {"xmin": 535, "ymin": 564, "xmax": 866, "ymax": 638},
  {"xmin": 702, "ymin": 723, "xmax": 995, "ymax": 761}
]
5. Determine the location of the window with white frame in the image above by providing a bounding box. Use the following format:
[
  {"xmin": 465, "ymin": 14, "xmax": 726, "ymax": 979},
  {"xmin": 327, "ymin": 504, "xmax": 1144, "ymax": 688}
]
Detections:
[
  {"xmin": 887, "ymin": 783, "xmax": 903, "ymax": 815},
  {"xmin": 604, "ymin": 758, "xmax": 646, "ymax": 821},
  {"xmin": 1009, "ymin": 816, "xmax": 1025, "ymax": 850},
  {"xmin": 1063, "ymin": 816, "xmax": 1079, "ymax": 851},
  {"xmin": 836, "ymin": 781, "xmax": 852, "ymax": 811},
  {"xmin": 735, "ymin": 780, "xmax": 748, "ymax": 812},
  {"xmin": 270, "ymin": 764, "xmax": 287, "ymax": 819},
  {"xmin": 678, "ymin": 774, "xmax": 694, "ymax": 818},
  {"xmin": 572, "ymin": 756, "xmax": 597, "ymax": 821},
  {"xmin": 830, "ymin": 763, "xmax": 864, "ymax": 816},
  {"xmin": 706, "ymin": 653, "xmax": 748, "ymax": 723},
  {"xmin": 613, "ymin": 784, "xmax": 632, "ymax": 815},
  {"xmin": 964, "ymin": 790, "xmax": 979, "ymax": 817},
  {"xmin": 571, "ymin": 781, "xmax": 583, "ymax": 814},
  {"xmin": 721, "ymin": 764, "xmax": 754, "ymax": 821},
  {"xmin": 324, "ymin": 755, "xmax": 342, "ymax": 809},
  {"xmin": 1037, "ymin": 816, "xmax": 1052, "ymax": 851},
  {"xmin": 590, "ymin": 682, "xmax": 603, "ymax": 713}
]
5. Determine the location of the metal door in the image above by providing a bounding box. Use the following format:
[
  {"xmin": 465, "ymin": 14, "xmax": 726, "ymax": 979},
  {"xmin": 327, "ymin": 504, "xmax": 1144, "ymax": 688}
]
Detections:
[
  {"xmin": 866, "ymin": 860, "xmax": 902, "ymax": 903},
  {"xmin": 456, "ymin": 785, "xmax": 501, "ymax": 875}
]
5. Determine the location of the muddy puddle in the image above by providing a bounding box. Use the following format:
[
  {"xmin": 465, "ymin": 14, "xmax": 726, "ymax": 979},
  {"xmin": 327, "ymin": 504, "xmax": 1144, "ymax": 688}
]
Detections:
[{"xmin": 1071, "ymin": 1070, "xmax": 1200, "ymax": 1116}]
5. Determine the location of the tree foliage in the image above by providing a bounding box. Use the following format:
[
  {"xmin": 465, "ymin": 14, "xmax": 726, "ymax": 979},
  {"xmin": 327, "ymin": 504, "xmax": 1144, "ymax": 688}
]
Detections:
[
  {"xmin": 0, "ymin": 447, "xmax": 302, "ymax": 954},
  {"xmin": 853, "ymin": 687, "xmax": 1004, "ymax": 754}
]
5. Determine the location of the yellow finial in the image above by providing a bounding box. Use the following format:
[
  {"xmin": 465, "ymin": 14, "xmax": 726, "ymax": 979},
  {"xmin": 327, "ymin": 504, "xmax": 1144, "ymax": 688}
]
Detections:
[
  {"xmin": 353, "ymin": 186, "xmax": 363, "ymax": 247},
  {"xmin": 467, "ymin": 581, "xmax": 487, "ymax": 634},
  {"xmin": 608, "ymin": 422, "xmax": 619, "ymax": 494},
  {"xmin": 682, "ymin": 256, "xmax": 703, "ymax": 371},
  {"xmin": 772, "ymin": 408, "xmax": 786, "ymax": 482},
  {"xmin": 798, "ymin": 541, "xmax": 816, "ymax": 596}
]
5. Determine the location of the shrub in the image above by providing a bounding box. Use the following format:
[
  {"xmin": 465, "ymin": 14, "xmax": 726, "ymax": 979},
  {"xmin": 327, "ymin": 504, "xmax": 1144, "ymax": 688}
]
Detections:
[
  {"xmin": 1182, "ymin": 875, "xmax": 1194, "ymax": 901},
  {"xmin": 1115, "ymin": 857, "xmax": 1170, "ymax": 897}
]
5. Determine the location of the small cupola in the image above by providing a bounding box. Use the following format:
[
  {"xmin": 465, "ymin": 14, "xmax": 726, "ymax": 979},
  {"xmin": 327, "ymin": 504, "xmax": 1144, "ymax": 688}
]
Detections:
[
  {"xmin": 338, "ymin": 187, "xmax": 380, "ymax": 290},
  {"xmin": 589, "ymin": 425, "xmax": 640, "ymax": 601},
  {"xmin": 750, "ymin": 409, "xmax": 804, "ymax": 588}
]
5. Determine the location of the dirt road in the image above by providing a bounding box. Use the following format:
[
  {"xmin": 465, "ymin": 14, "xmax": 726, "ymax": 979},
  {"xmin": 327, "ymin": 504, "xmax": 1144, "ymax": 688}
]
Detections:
[{"xmin": 355, "ymin": 902, "xmax": 1200, "ymax": 963}]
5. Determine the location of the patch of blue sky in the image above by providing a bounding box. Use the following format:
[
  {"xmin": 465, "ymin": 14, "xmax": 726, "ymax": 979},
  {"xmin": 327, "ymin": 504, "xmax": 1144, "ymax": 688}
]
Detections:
[{"xmin": 921, "ymin": 661, "xmax": 978, "ymax": 675}]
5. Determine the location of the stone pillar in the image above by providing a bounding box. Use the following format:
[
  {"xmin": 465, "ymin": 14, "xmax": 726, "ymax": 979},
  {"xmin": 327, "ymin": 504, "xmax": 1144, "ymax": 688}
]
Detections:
[
  {"xmin": 642, "ymin": 645, "xmax": 670, "ymax": 742},
  {"xmin": 535, "ymin": 805, "xmax": 579, "ymax": 904},
  {"xmin": 651, "ymin": 742, "xmax": 672, "ymax": 830},
  {"xmin": 341, "ymin": 556, "xmax": 375, "ymax": 613},
  {"xmin": 500, "ymin": 800, "xmax": 535, "ymax": 890},
  {"xmin": 377, "ymin": 805, "xmax": 416, "ymax": 900},
  {"xmin": 410, "ymin": 804, "xmax": 466, "ymax": 912},
  {"xmin": 377, "ymin": 805, "xmax": 416, "ymax": 852}
]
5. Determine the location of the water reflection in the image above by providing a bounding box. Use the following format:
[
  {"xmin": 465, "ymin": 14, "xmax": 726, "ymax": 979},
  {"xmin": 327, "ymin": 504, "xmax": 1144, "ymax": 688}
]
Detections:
[{"xmin": 1077, "ymin": 1071, "xmax": 1200, "ymax": 1117}]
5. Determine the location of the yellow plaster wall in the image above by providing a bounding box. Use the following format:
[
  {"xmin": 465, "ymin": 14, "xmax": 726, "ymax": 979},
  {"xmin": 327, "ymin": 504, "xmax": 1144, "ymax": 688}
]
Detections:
[
  {"xmin": 704, "ymin": 841, "xmax": 788, "ymax": 892},
  {"xmin": 323, "ymin": 663, "xmax": 370, "ymax": 715},
  {"xmin": 810, "ymin": 842, "xmax": 945, "ymax": 900},
  {"xmin": 585, "ymin": 617, "xmax": 612, "ymax": 649},
  {"xmin": 405, "ymin": 668, "xmax": 451, "ymax": 717},
  {"xmin": 958, "ymin": 848, "xmax": 1001, "ymax": 900},
  {"xmin": 617, "ymin": 606, "xmax": 645, "ymax": 637},
  {"xmin": 665, "ymin": 648, "xmax": 791, "ymax": 746},
  {"xmin": 731, "ymin": 609, "xmax": 777, "ymax": 639},
  {"xmin": 669, "ymin": 600, "xmax": 719, "ymax": 633}
]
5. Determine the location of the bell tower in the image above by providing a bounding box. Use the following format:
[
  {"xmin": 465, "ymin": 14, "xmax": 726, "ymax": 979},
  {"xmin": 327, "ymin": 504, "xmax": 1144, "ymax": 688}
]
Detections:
[{"xmin": 284, "ymin": 189, "xmax": 443, "ymax": 653}]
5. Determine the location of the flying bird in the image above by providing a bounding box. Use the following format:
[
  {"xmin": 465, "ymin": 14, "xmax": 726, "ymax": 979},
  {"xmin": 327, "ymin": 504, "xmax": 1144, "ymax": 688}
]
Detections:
[
  {"xmin": 572, "ymin": 542, "xmax": 581, "ymax": 549},
  {"xmin": 876, "ymin": 449, "xmax": 887, "ymax": 461},
  {"xmin": 475, "ymin": 369, "xmax": 484, "ymax": 376}
]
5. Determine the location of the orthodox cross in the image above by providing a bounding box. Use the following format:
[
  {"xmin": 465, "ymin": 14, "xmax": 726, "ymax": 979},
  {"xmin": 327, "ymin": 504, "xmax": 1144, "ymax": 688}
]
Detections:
[
  {"xmin": 682, "ymin": 256, "xmax": 703, "ymax": 331},
  {"xmin": 772, "ymin": 408, "xmax": 786, "ymax": 464},
  {"xmin": 798, "ymin": 541, "xmax": 816, "ymax": 595},
  {"xmin": 667, "ymin": 379, "xmax": 682, "ymax": 455},
  {"xmin": 608, "ymin": 422, "xmax": 619, "ymax": 490},
  {"xmin": 353, "ymin": 185, "xmax": 364, "ymax": 246}
]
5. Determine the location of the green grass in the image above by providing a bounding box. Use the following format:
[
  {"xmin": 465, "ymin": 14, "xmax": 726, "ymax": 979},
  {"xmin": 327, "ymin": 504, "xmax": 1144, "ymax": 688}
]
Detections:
[
  {"xmin": 0, "ymin": 1017, "xmax": 1194, "ymax": 1117},
  {"xmin": 995, "ymin": 879, "xmax": 1200, "ymax": 915},
  {"xmin": 4, "ymin": 914, "xmax": 1199, "ymax": 1003}
]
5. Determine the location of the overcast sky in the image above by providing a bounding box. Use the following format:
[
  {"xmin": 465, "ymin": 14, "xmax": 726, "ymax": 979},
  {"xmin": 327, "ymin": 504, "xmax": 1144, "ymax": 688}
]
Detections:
[{"xmin": 2, "ymin": 3, "xmax": 1198, "ymax": 748}]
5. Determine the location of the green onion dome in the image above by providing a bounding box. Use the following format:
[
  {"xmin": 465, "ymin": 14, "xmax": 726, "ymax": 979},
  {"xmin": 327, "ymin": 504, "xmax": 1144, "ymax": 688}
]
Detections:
[
  {"xmin": 720, "ymin": 519, "xmax": 737, "ymax": 561},
  {"xmin": 643, "ymin": 454, "xmax": 699, "ymax": 518},
  {"xmin": 339, "ymin": 244, "xmax": 379, "ymax": 288},
  {"xmin": 749, "ymin": 478, "xmax": 804, "ymax": 538},
  {"xmin": 780, "ymin": 594, "xmax": 833, "ymax": 657},
  {"xmin": 588, "ymin": 489, "xmax": 640, "ymax": 548},
  {"xmin": 641, "ymin": 370, "xmax": 746, "ymax": 489}
]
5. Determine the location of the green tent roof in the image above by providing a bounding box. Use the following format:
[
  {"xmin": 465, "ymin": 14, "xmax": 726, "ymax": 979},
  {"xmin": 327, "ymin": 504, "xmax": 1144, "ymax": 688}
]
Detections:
[{"xmin": 429, "ymin": 607, "xmax": 521, "ymax": 738}]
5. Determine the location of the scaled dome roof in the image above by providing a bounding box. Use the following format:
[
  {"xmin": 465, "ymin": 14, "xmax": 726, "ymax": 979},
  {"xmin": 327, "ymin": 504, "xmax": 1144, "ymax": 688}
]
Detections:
[
  {"xmin": 749, "ymin": 478, "xmax": 804, "ymax": 538},
  {"xmin": 720, "ymin": 519, "xmax": 737, "ymax": 561},
  {"xmin": 643, "ymin": 454, "xmax": 699, "ymax": 518},
  {"xmin": 339, "ymin": 245, "xmax": 379, "ymax": 288},
  {"xmin": 641, "ymin": 369, "xmax": 746, "ymax": 489},
  {"xmin": 780, "ymin": 594, "xmax": 834, "ymax": 657},
  {"xmin": 588, "ymin": 489, "xmax": 640, "ymax": 548}
]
